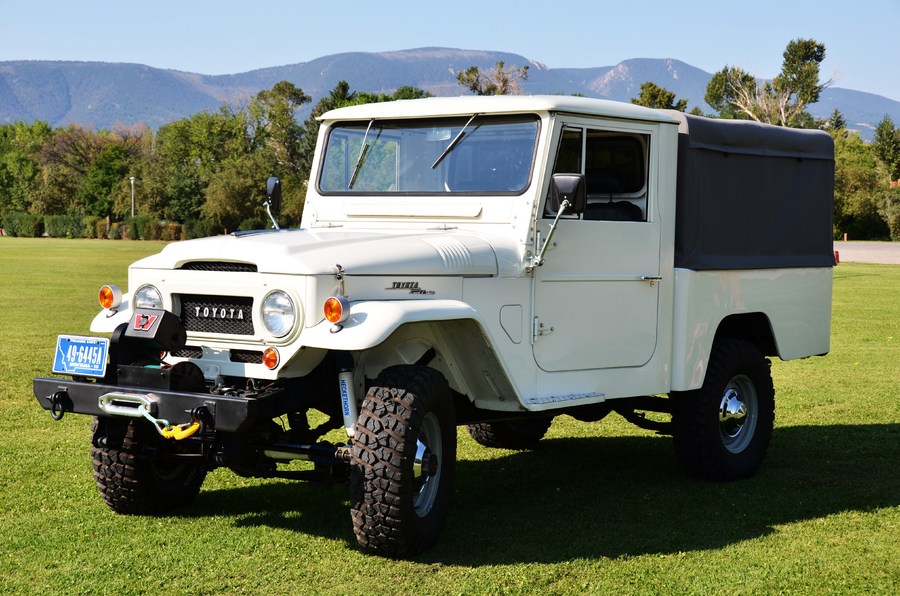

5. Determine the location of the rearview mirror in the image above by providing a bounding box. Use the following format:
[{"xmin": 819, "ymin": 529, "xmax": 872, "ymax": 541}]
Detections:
[
  {"xmin": 266, "ymin": 177, "xmax": 282, "ymax": 214},
  {"xmin": 549, "ymin": 173, "xmax": 586, "ymax": 214},
  {"xmin": 265, "ymin": 177, "xmax": 282, "ymax": 230}
]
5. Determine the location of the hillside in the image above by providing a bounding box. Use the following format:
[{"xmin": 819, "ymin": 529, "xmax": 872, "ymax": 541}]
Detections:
[{"xmin": 1, "ymin": 48, "xmax": 898, "ymax": 138}]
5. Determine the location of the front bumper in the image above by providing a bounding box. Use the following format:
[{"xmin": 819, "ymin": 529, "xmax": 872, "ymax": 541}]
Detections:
[{"xmin": 34, "ymin": 377, "xmax": 278, "ymax": 433}]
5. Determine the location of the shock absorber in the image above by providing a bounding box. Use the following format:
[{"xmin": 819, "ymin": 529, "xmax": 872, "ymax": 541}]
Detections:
[{"xmin": 335, "ymin": 351, "xmax": 359, "ymax": 438}]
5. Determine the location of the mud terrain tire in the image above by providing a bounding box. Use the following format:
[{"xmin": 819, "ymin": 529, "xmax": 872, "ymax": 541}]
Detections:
[
  {"xmin": 350, "ymin": 365, "xmax": 455, "ymax": 558},
  {"xmin": 671, "ymin": 339, "xmax": 775, "ymax": 481},
  {"xmin": 91, "ymin": 418, "xmax": 206, "ymax": 514}
]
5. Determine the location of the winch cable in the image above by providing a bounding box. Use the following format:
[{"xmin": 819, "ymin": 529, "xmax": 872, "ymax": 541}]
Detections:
[{"xmin": 137, "ymin": 404, "xmax": 201, "ymax": 440}]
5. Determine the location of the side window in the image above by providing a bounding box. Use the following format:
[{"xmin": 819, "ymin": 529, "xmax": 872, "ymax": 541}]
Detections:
[
  {"xmin": 553, "ymin": 127, "xmax": 583, "ymax": 174},
  {"xmin": 585, "ymin": 134, "xmax": 645, "ymax": 195},
  {"xmin": 549, "ymin": 126, "xmax": 649, "ymax": 222}
]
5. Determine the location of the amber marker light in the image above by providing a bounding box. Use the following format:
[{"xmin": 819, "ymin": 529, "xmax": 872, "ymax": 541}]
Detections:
[
  {"xmin": 98, "ymin": 284, "xmax": 123, "ymax": 309},
  {"xmin": 324, "ymin": 296, "xmax": 350, "ymax": 324},
  {"xmin": 263, "ymin": 348, "xmax": 280, "ymax": 369}
]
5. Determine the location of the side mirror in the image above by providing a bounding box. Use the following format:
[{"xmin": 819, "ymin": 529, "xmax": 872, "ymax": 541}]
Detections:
[
  {"xmin": 531, "ymin": 173, "xmax": 587, "ymax": 269},
  {"xmin": 266, "ymin": 177, "xmax": 282, "ymax": 214},
  {"xmin": 265, "ymin": 177, "xmax": 282, "ymax": 230},
  {"xmin": 549, "ymin": 173, "xmax": 586, "ymax": 215}
]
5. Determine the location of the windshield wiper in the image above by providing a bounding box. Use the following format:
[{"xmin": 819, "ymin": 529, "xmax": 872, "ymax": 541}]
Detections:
[
  {"xmin": 431, "ymin": 114, "xmax": 478, "ymax": 170},
  {"xmin": 348, "ymin": 120, "xmax": 374, "ymax": 189}
]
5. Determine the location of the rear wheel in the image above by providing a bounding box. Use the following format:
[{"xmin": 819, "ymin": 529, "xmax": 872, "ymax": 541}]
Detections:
[
  {"xmin": 671, "ymin": 339, "xmax": 775, "ymax": 481},
  {"xmin": 466, "ymin": 417, "xmax": 552, "ymax": 449},
  {"xmin": 350, "ymin": 365, "xmax": 456, "ymax": 558},
  {"xmin": 91, "ymin": 418, "xmax": 206, "ymax": 514}
]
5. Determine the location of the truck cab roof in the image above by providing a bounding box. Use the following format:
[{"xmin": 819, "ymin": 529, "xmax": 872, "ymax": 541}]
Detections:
[{"xmin": 320, "ymin": 94, "xmax": 680, "ymax": 124}]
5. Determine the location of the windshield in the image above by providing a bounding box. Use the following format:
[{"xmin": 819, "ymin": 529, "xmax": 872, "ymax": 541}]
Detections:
[{"xmin": 318, "ymin": 115, "xmax": 540, "ymax": 194}]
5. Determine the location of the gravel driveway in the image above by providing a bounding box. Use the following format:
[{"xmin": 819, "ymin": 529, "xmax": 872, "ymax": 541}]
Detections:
[{"xmin": 833, "ymin": 241, "xmax": 900, "ymax": 265}]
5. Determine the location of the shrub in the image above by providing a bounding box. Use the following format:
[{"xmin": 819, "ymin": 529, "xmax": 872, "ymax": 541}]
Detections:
[
  {"xmin": 44, "ymin": 214, "xmax": 85, "ymax": 238},
  {"xmin": 82, "ymin": 216, "xmax": 102, "ymax": 239},
  {"xmin": 879, "ymin": 187, "xmax": 900, "ymax": 241},
  {"xmin": 2, "ymin": 212, "xmax": 44, "ymax": 237},
  {"xmin": 239, "ymin": 217, "xmax": 267, "ymax": 231},
  {"xmin": 107, "ymin": 222, "xmax": 122, "ymax": 240},
  {"xmin": 183, "ymin": 218, "xmax": 220, "ymax": 240},
  {"xmin": 94, "ymin": 218, "xmax": 109, "ymax": 239},
  {"xmin": 126, "ymin": 215, "xmax": 154, "ymax": 240},
  {"xmin": 160, "ymin": 222, "xmax": 183, "ymax": 241}
]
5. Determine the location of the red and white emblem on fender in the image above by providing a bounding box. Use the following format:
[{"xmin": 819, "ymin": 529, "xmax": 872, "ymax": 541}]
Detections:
[{"xmin": 133, "ymin": 313, "xmax": 158, "ymax": 332}]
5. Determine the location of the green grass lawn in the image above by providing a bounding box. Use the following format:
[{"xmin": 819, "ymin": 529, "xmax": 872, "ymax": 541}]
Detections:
[{"xmin": 1, "ymin": 237, "xmax": 898, "ymax": 594}]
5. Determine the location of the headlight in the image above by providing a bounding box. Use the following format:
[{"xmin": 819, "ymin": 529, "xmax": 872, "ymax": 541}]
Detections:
[
  {"xmin": 133, "ymin": 285, "xmax": 163, "ymax": 309},
  {"xmin": 262, "ymin": 291, "xmax": 295, "ymax": 337}
]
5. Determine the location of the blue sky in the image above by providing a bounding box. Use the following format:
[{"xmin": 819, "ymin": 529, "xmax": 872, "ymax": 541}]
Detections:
[{"xmin": 1, "ymin": 0, "xmax": 897, "ymax": 102}]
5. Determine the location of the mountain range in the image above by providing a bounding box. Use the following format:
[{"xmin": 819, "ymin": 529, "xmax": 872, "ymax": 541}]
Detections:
[{"xmin": 2, "ymin": 47, "xmax": 898, "ymax": 139}]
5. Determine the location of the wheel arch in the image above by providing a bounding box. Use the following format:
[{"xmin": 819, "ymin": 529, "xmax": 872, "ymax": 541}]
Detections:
[
  {"xmin": 357, "ymin": 317, "xmax": 522, "ymax": 414},
  {"xmin": 715, "ymin": 312, "xmax": 778, "ymax": 357},
  {"xmin": 672, "ymin": 310, "xmax": 777, "ymax": 392}
]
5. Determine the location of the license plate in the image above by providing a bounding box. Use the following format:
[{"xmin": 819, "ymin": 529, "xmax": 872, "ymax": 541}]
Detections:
[{"xmin": 52, "ymin": 335, "xmax": 109, "ymax": 377}]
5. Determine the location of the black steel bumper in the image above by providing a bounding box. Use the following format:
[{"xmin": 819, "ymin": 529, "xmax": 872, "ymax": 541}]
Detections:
[{"xmin": 34, "ymin": 377, "xmax": 275, "ymax": 433}]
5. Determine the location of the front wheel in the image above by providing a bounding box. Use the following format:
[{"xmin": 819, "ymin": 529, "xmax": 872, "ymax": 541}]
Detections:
[
  {"xmin": 91, "ymin": 418, "xmax": 207, "ymax": 514},
  {"xmin": 671, "ymin": 339, "xmax": 775, "ymax": 481},
  {"xmin": 350, "ymin": 365, "xmax": 456, "ymax": 558}
]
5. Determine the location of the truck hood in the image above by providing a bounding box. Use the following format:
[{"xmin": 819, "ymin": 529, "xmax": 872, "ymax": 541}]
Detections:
[{"xmin": 132, "ymin": 228, "xmax": 502, "ymax": 276}]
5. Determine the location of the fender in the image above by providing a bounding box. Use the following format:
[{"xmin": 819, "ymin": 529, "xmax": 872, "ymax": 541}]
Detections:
[{"xmin": 301, "ymin": 299, "xmax": 481, "ymax": 351}]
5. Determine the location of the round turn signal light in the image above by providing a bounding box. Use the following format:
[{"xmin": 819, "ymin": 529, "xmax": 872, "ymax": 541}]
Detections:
[
  {"xmin": 262, "ymin": 348, "xmax": 280, "ymax": 369},
  {"xmin": 324, "ymin": 296, "xmax": 350, "ymax": 324},
  {"xmin": 99, "ymin": 284, "xmax": 123, "ymax": 309}
]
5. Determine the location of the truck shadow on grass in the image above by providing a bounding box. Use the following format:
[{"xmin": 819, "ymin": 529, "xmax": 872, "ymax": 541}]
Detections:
[{"xmin": 185, "ymin": 423, "xmax": 899, "ymax": 564}]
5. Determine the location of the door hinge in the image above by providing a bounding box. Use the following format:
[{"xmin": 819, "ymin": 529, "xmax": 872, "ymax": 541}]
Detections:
[{"xmin": 533, "ymin": 316, "xmax": 554, "ymax": 338}]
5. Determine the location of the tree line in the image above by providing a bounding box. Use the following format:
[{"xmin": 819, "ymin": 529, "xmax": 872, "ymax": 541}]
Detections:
[{"xmin": 1, "ymin": 39, "xmax": 898, "ymax": 241}]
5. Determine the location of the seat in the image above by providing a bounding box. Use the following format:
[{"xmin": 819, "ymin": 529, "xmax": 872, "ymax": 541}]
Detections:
[
  {"xmin": 583, "ymin": 201, "xmax": 643, "ymax": 222},
  {"xmin": 585, "ymin": 168, "xmax": 620, "ymax": 195}
]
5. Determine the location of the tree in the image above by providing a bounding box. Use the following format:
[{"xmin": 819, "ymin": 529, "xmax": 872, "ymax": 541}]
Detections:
[
  {"xmin": 0, "ymin": 121, "xmax": 54, "ymax": 216},
  {"xmin": 456, "ymin": 61, "xmax": 529, "ymax": 96},
  {"xmin": 249, "ymin": 81, "xmax": 311, "ymax": 174},
  {"xmin": 880, "ymin": 187, "xmax": 900, "ymax": 241},
  {"xmin": 159, "ymin": 109, "xmax": 248, "ymax": 178},
  {"xmin": 704, "ymin": 66, "xmax": 757, "ymax": 120},
  {"xmin": 40, "ymin": 125, "xmax": 103, "ymax": 176},
  {"xmin": 872, "ymin": 115, "xmax": 900, "ymax": 182},
  {"xmin": 820, "ymin": 108, "xmax": 847, "ymax": 135},
  {"xmin": 832, "ymin": 130, "xmax": 890, "ymax": 240},
  {"xmin": 705, "ymin": 39, "xmax": 832, "ymax": 127},
  {"xmin": 201, "ymin": 154, "xmax": 269, "ymax": 231},
  {"xmin": 631, "ymin": 82, "xmax": 688, "ymax": 111},
  {"xmin": 77, "ymin": 142, "xmax": 131, "ymax": 218}
]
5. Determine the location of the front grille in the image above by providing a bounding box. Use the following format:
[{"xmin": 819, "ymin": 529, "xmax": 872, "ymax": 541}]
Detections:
[
  {"xmin": 179, "ymin": 294, "xmax": 254, "ymax": 335},
  {"xmin": 230, "ymin": 349, "xmax": 263, "ymax": 364},
  {"xmin": 171, "ymin": 346, "xmax": 203, "ymax": 359},
  {"xmin": 179, "ymin": 261, "xmax": 258, "ymax": 272},
  {"xmin": 170, "ymin": 346, "xmax": 263, "ymax": 364}
]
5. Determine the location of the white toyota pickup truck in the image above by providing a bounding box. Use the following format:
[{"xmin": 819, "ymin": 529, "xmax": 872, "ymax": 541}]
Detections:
[{"xmin": 35, "ymin": 95, "xmax": 835, "ymax": 558}]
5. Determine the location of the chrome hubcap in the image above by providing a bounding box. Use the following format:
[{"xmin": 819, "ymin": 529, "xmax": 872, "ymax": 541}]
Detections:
[
  {"xmin": 413, "ymin": 412, "xmax": 442, "ymax": 517},
  {"xmin": 718, "ymin": 374, "xmax": 758, "ymax": 453}
]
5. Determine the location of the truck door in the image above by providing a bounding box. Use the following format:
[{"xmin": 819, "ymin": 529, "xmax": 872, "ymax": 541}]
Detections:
[{"xmin": 532, "ymin": 123, "xmax": 661, "ymax": 372}]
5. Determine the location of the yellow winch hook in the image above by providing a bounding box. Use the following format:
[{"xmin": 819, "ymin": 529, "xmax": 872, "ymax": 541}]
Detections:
[
  {"xmin": 159, "ymin": 421, "xmax": 202, "ymax": 440},
  {"xmin": 137, "ymin": 404, "xmax": 202, "ymax": 440}
]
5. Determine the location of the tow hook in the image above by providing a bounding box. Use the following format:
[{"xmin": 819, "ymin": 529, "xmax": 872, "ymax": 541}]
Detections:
[{"xmin": 46, "ymin": 391, "xmax": 72, "ymax": 421}]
